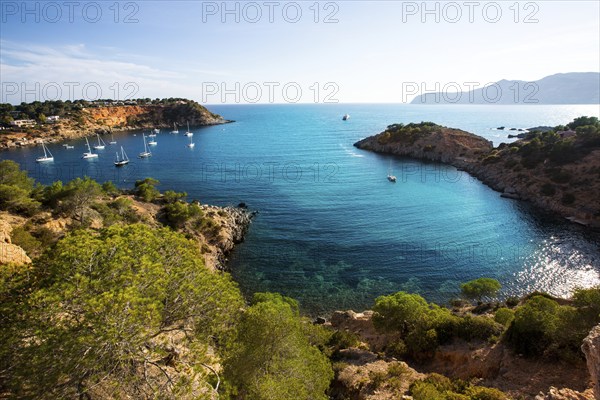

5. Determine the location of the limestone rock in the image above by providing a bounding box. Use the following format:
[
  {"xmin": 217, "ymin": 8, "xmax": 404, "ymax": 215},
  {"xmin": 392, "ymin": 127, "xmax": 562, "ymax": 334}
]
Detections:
[
  {"xmin": 0, "ymin": 219, "xmax": 31, "ymax": 265},
  {"xmin": 582, "ymin": 325, "xmax": 600, "ymax": 399},
  {"xmin": 534, "ymin": 386, "xmax": 595, "ymax": 400}
]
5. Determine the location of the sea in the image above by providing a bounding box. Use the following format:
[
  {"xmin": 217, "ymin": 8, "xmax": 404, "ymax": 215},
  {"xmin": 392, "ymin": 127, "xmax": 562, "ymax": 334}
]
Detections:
[{"xmin": 2, "ymin": 103, "xmax": 599, "ymax": 315}]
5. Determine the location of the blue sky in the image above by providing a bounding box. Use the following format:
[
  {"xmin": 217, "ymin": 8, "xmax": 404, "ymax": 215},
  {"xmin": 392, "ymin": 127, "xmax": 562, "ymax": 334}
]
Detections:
[{"xmin": 1, "ymin": 1, "xmax": 599, "ymax": 104}]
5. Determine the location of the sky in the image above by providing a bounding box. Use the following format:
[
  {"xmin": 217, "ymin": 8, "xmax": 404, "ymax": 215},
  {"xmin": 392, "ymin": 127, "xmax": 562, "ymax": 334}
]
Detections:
[{"xmin": 1, "ymin": 0, "xmax": 599, "ymax": 104}]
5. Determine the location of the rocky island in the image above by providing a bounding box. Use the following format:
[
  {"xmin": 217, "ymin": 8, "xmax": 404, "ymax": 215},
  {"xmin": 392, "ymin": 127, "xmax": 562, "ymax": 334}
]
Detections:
[
  {"xmin": 0, "ymin": 98, "xmax": 231, "ymax": 149},
  {"xmin": 354, "ymin": 118, "xmax": 600, "ymax": 228}
]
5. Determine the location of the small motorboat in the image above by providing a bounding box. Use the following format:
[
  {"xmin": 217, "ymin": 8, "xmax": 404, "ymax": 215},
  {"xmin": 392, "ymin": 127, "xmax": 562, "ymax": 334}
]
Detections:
[{"xmin": 342, "ymin": 114, "xmax": 350, "ymax": 121}]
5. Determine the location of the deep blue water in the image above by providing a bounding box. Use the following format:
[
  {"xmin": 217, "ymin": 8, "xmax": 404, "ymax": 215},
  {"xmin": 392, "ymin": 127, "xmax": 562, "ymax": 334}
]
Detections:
[{"xmin": 2, "ymin": 104, "xmax": 600, "ymax": 314}]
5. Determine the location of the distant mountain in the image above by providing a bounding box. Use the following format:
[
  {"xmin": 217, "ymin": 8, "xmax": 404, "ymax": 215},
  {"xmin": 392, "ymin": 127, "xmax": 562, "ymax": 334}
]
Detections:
[{"xmin": 410, "ymin": 72, "xmax": 600, "ymax": 105}]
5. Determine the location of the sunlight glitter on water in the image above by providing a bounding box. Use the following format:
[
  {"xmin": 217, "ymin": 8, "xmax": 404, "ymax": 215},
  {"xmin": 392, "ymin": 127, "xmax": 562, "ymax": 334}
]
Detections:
[{"xmin": 511, "ymin": 237, "xmax": 600, "ymax": 298}]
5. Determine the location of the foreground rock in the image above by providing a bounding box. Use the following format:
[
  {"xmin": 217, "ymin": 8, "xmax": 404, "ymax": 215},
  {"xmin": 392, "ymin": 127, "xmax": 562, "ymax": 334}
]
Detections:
[
  {"xmin": 196, "ymin": 204, "xmax": 256, "ymax": 270},
  {"xmin": 331, "ymin": 309, "xmax": 593, "ymax": 400},
  {"xmin": 0, "ymin": 216, "xmax": 31, "ymax": 265},
  {"xmin": 582, "ymin": 325, "xmax": 600, "ymax": 399}
]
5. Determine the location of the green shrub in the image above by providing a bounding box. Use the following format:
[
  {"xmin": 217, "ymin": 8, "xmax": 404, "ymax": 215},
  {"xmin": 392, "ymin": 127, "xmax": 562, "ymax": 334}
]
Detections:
[
  {"xmin": 5, "ymin": 224, "xmax": 244, "ymax": 398},
  {"xmin": 506, "ymin": 295, "xmax": 560, "ymax": 357},
  {"xmin": 327, "ymin": 330, "xmax": 360, "ymax": 352},
  {"xmin": 405, "ymin": 328, "xmax": 439, "ymax": 359},
  {"xmin": 58, "ymin": 177, "xmax": 103, "ymax": 222},
  {"xmin": 386, "ymin": 339, "xmax": 408, "ymax": 358},
  {"xmin": 466, "ymin": 386, "xmax": 508, "ymax": 400},
  {"xmin": 494, "ymin": 308, "xmax": 515, "ymax": 327},
  {"xmin": 368, "ymin": 370, "xmax": 387, "ymax": 389},
  {"xmin": 372, "ymin": 291, "xmax": 429, "ymax": 334},
  {"xmin": 224, "ymin": 293, "xmax": 333, "ymax": 400},
  {"xmin": 134, "ymin": 178, "xmax": 160, "ymax": 202},
  {"xmin": 456, "ymin": 315, "xmax": 503, "ymax": 341},
  {"xmin": 573, "ymin": 286, "xmax": 600, "ymax": 323},
  {"xmin": 505, "ymin": 296, "xmax": 520, "ymax": 307},
  {"xmin": 410, "ymin": 373, "xmax": 508, "ymax": 400},
  {"xmin": 410, "ymin": 381, "xmax": 444, "ymax": 400},
  {"xmin": 10, "ymin": 226, "xmax": 42, "ymax": 257},
  {"xmin": 163, "ymin": 190, "xmax": 187, "ymax": 204},
  {"xmin": 0, "ymin": 182, "xmax": 40, "ymax": 216},
  {"xmin": 101, "ymin": 181, "xmax": 119, "ymax": 196},
  {"xmin": 461, "ymin": 278, "xmax": 501, "ymax": 301}
]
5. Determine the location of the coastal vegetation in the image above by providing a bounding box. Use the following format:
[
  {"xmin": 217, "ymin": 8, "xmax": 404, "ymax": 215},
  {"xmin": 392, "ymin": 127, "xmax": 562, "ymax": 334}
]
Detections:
[
  {"xmin": 0, "ymin": 98, "xmax": 204, "ymax": 126},
  {"xmin": 0, "ymin": 160, "xmax": 333, "ymax": 399},
  {"xmin": 0, "ymin": 98, "xmax": 229, "ymax": 149},
  {"xmin": 1, "ymin": 161, "xmax": 598, "ymax": 398},
  {"xmin": 370, "ymin": 286, "xmax": 600, "ymax": 363},
  {"xmin": 355, "ymin": 117, "xmax": 600, "ymax": 227}
]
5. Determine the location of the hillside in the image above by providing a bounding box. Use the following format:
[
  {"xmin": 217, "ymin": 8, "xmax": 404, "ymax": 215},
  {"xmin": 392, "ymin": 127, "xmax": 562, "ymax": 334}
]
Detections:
[
  {"xmin": 410, "ymin": 72, "xmax": 600, "ymax": 104},
  {"xmin": 0, "ymin": 99, "xmax": 230, "ymax": 149},
  {"xmin": 2, "ymin": 160, "xmax": 599, "ymax": 399},
  {"xmin": 354, "ymin": 118, "xmax": 600, "ymax": 227}
]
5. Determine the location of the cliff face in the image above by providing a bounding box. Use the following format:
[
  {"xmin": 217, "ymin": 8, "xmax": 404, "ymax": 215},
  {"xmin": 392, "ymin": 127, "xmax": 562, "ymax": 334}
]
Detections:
[
  {"xmin": 84, "ymin": 103, "xmax": 228, "ymax": 130},
  {"xmin": 354, "ymin": 123, "xmax": 600, "ymax": 228},
  {"xmin": 354, "ymin": 125, "xmax": 493, "ymax": 164},
  {"xmin": 582, "ymin": 325, "xmax": 600, "ymax": 400},
  {"xmin": 0, "ymin": 102, "xmax": 230, "ymax": 148},
  {"xmin": 0, "ymin": 217, "xmax": 31, "ymax": 265},
  {"xmin": 462, "ymin": 148, "xmax": 600, "ymax": 227}
]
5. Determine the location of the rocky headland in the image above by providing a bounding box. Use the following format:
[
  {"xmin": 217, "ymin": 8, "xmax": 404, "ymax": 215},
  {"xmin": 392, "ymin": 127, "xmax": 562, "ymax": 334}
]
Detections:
[
  {"xmin": 0, "ymin": 100, "xmax": 231, "ymax": 149},
  {"xmin": 0, "ymin": 191, "xmax": 253, "ymax": 272},
  {"xmin": 354, "ymin": 120, "xmax": 600, "ymax": 228}
]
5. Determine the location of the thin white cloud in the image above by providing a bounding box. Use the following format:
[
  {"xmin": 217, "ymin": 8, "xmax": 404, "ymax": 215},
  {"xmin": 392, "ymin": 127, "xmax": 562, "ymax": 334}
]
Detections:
[{"xmin": 0, "ymin": 40, "xmax": 227, "ymax": 103}]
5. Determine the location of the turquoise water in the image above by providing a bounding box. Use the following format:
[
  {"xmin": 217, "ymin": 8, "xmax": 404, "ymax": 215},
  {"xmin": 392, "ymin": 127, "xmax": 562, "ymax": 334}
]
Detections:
[{"xmin": 2, "ymin": 104, "xmax": 599, "ymax": 314}]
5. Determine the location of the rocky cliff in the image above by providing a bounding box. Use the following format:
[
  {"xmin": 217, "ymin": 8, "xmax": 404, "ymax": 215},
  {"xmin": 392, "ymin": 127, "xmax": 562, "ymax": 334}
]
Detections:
[
  {"xmin": 354, "ymin": 122, "xmax": 493, "ymax": 165},
  {"xmin": 0, "ymin": 101, "xmax": 230, "ymax": 149},
  {"xmin": 331, "ymin": 309, "xmax": 595, "ymax": 400},
  {"xmin": 354, "ymin": 122, "xmax": 600, "ymax": 228},
  {"xmin": 582, "ymin": 325, "xmax": 600, "ymax": 399},
  {"xmin": 0, "ymin": 216, "xmax": 31, "ymax": 265}
]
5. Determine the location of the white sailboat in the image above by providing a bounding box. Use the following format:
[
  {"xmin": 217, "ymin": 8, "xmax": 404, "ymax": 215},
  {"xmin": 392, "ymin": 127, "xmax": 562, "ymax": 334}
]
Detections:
[
  {"xmin": 82, "ymin": 137, "xmax": 98, "ymax": 159},
  {"xmin": 36, "ymin": 140, "xmax": 54, "ymax": 162},
  {"xmin": 108, "ymin": 133, "xmax": 117, "ymax": 145},
  {"xmin": 187, "ymin": 135, "xmax": 195, "ymax": 148},
  {"xmin": 387, "ymin": 161, "xmax": 397, "ymax": 183},
  {"xmin": 171, "ymin": 122, "xmax": 179, "ymax": 134},
  {"xmin": 139, "ymin": 133, "xmax": 152, "ymax": 158},
  {"xmin": 93, "ymin": 134, "xmax": 106, "ymax": 150},
  {"xmin": 185, "ymin": 121, "xmax": 193, "ymax": 137},
  {"xmin": 114, "ymin": 146, "xmax": 129, "ymax": 166}
]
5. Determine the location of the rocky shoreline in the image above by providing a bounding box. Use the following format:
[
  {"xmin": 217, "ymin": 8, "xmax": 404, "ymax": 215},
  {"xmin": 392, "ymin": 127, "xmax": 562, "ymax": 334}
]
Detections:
[
  {"xmin": 0, "ymin": 103, "xmax": 232, "ymax": 150},
  {"xmin": 198, "ymin": 204, "xmax": 256, "ymax": 271},
  {"xmin": 354, "ymin": 123, "xmax": 600, "ymax": 229},
  {"xmin": 0, "ymin": 198, "xmax": 255, "ymax": 271}
]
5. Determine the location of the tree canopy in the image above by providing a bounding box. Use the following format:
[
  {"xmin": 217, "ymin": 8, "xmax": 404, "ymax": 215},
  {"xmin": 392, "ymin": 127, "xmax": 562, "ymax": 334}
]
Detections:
[
  {"xmin": 224, "ymin": 293, "xmax": 333, "ymax": 400},
  {"xmin": 2, "ymin": 224, "xmax": 243, "ymax": 399},
  {"xmin": 460, "ymin": 278, "xmax": 501, "ymax": 301}
]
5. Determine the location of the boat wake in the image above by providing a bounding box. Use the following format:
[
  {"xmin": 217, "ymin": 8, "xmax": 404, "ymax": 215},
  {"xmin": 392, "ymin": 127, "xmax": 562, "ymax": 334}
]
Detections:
[{"xmin": 339, "ymin": 143, "xmax": 364, "ymax": 158}]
